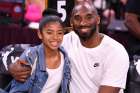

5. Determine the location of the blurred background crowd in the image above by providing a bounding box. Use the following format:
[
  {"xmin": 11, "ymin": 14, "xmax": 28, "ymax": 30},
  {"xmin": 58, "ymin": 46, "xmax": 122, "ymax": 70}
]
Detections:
[
  {"xmin": 0, "ymin": 0, "xmax": 140, "ymax": 93},
  {"xmin": 0, "ymin": 0, "xmax": 129, "ymax": 49}
]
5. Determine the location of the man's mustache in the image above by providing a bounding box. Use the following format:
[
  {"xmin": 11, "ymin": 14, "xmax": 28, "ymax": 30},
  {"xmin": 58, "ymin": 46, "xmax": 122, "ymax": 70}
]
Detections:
[{"xmin": 78, "ymin": 26, "xmax": 90, "ymax": 29}]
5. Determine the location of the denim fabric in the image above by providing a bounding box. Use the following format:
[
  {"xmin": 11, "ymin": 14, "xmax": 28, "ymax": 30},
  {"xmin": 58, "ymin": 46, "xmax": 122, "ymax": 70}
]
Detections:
[
  {"xmin": 9, "ymin": 44, "xmax": 71, "ymax": 93},
  {"xmin": 0, "ymin": 88, "xmax": 8, "ymax": 93}
]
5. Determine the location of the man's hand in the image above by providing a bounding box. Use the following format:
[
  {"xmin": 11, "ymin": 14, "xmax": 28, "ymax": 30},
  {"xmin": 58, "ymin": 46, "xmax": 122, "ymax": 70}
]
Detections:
[
  {"xmin": 98, "ymin": 86, "xmax": 120, "ymax": 93},
  {"xmin": 8, "ymin": 60, "xmax": 31, "ymax": 82}
]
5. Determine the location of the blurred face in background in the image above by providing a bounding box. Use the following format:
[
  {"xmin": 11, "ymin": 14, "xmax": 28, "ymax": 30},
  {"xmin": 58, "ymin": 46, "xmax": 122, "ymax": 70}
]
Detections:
[{"xmin": 25, "ymin": 0, "xmax": 45, "ymax": 12}]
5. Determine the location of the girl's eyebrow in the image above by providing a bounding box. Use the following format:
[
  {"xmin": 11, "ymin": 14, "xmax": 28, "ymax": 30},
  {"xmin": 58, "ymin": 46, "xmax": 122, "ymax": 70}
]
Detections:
[
  {"xmin": 43, "ymin": 29, "xmax": 64, "ymax": 32},
  {"xmin": 43, "ymin": 29, "xmax": 53, "ymax": 32},
  {"xmin": 57, "ymin": 29, "xmax": 64, "ymax": 31}
]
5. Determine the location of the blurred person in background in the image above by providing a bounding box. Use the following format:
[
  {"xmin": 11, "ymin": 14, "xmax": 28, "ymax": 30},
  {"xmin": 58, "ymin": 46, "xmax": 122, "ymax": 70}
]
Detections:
[
  {"xmin": 124, "ymin": 1, "xmax": 140, "ymax": 93},
  {"xmin": 25, "ymin": 0, "xmax": 45, "ymax": 13},
  {"xmin": 125, "ymin": 0, "xmax": 140, "ymax": 59}
]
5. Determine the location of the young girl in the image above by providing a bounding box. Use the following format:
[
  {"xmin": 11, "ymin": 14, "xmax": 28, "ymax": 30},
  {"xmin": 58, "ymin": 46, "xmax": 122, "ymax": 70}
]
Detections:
[{"xmin": 9, "ymin": 15, "xmax": 71, "ymax": 93}]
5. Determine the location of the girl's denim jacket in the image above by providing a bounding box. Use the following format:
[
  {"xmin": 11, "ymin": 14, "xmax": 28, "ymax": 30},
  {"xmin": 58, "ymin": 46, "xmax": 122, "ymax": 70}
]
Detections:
[{"xmin": 9, "ymin": 44, "xmax": 71, "ymax": 93}]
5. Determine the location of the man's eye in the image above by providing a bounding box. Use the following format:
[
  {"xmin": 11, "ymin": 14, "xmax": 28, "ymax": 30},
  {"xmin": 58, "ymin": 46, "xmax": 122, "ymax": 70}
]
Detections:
[
  {"xmin": 46, "ymin": 31, "xmax": 52, "ymax": 34},
  {"xmin": 74, "ymin": 15, "xmax": 81, "ymax": 21},
  {"xmin": 86, "ymin": 16, "xmax": 93, "ymax": 20},
  {"xmin": 86, "ymin": 15, "xmax": 94, "ymax": 20}
]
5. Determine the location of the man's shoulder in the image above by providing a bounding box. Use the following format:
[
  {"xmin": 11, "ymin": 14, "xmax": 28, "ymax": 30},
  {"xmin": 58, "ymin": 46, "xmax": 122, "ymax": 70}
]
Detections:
[
  {"xmin": 64, "ymin": 31, "xmax": 76, "ymax": 37},
  {"xmin": 63, "ymin": 31, "xmax": 79, "ymax": 43},
  {"xmin": 103, "ymin": 35, "xmax": 129, "ymax": 65},
  {"xmin": 103, "ymin": 34, "xmax": 127, "ymax": 53},
  {"xmin": 62, "ymin": 31, "xmax": 80, "ymax": 50}
]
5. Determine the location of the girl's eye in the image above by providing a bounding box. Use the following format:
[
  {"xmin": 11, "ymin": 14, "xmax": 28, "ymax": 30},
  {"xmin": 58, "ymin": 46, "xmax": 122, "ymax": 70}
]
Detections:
[
  {"xmin": 46, "ymin": 31, "xmax": 52, "ymax": 34},
  {"xmin": 58, "ymin": 31, "xmax": 64, "ymax": 35}
]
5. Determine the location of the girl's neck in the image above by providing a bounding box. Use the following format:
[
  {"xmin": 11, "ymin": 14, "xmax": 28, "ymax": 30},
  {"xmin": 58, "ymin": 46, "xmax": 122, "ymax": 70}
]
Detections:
[
  {"xmin": 44, "ymin": 47, "xmax": 59, "ymax": 58},
  {"xmin": 43, "ymin": 46, "xmax": 61, "ymax": 69}
]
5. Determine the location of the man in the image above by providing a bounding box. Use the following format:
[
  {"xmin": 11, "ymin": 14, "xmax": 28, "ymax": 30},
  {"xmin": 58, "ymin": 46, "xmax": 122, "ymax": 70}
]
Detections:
[{"xmin": 9, "ymin": 1, "xmax": 129, "ymax": 93}]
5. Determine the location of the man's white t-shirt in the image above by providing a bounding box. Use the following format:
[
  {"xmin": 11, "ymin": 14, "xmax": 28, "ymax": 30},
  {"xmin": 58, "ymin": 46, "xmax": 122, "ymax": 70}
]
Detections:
[
  {"xmin": 62, "ymin": 31, "xmax": 129, "ymax": 93},
  {"xmin": 41, "ymin": 52, "xmax": 64, "ymax": 93}
]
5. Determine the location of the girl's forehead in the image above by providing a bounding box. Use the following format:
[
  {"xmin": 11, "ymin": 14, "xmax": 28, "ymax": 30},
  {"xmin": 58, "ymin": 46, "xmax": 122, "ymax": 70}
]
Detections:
[
  {"xmin": 43, "ymin": 22, "xmax": 63, "ymax": 30},
  {"xmin": 44, "ymin": 22, "xmax": 62, "ymax": 27}
]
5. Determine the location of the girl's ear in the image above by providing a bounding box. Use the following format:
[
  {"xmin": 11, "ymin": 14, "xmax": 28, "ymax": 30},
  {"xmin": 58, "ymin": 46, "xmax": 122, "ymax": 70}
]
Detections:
[{"xmin": 37, "ymin": 30, "xmax": 42, "ymax": 40}]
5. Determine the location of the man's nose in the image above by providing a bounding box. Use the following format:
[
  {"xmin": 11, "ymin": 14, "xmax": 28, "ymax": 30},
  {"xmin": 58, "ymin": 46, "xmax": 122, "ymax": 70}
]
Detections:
[{"xmin": 80, "ymin": 18, "xmax": 87, "ymax": 26}]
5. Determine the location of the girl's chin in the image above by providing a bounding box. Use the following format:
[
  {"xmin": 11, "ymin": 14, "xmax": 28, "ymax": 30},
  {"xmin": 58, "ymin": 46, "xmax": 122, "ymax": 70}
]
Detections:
[{"xmin": 50, "ymin": 45, "xmax": 60, "ymax": 50}]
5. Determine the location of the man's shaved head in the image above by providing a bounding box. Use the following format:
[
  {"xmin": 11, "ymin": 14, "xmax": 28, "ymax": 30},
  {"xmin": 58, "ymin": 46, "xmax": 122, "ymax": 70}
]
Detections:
[{"xmin": 72, "ymin": 1, "xmax": 98, "ymax": 16}]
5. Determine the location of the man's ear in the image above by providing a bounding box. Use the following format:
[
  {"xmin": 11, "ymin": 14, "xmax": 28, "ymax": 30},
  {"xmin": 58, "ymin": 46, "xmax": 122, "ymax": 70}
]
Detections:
[
  {"xmin": 70, "ymin": 18, "xmax": 73, "ymax": 27},
  {"xmin": 37, "ymin": 30, "xmax": 42, "ymax": 40},
  {"xmin": 96, "ymin": 16, "xmax": 100, "ymax": 25}
]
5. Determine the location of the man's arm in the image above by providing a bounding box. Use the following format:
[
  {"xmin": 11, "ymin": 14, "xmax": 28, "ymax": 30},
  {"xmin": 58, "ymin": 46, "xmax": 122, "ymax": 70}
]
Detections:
[
  {"xmin": 8, "ymin": 60, "xmax": 33, "ymax": 93},
  {"xmin": 98, "ymin": 86, "xmax": 120, "ymax": 93},
  {"xmin": 125, "ymin": 12, "xmax": 140, "ymax": 40},
  {"xmin": 8, "ymin": 47, "xmax": 37, "ymax": 82}
]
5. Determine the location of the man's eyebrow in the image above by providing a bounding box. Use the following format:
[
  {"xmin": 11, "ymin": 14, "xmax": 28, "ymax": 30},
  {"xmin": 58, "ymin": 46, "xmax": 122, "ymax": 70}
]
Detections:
[{"xmin": 73, "ymin": 14, "xmax": 80, "ymax": 16}]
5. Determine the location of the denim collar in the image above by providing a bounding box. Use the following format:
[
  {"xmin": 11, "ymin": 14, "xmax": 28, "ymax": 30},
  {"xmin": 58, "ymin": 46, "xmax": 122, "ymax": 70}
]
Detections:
[{"xmin": 36, "ymin": 44, "xmax": 68, "ymax": 72}]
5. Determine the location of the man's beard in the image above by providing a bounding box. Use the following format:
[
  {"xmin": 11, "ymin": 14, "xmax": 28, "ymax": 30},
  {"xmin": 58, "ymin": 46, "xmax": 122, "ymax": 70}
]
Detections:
[{"xmin": 74, "ymin": 26, "xmax": 96, "ymax": 41}]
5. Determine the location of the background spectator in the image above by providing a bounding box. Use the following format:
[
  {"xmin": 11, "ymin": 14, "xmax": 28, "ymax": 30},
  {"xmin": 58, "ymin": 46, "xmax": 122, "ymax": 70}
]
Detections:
[{"xmin": 125, "ymin": 0, "xmax": 140, "ymax": 58}]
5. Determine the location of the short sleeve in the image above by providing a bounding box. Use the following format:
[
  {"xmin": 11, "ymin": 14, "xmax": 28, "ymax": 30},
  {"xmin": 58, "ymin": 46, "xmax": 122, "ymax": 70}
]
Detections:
[{"xmin": 101, "ymin": 48, "xmax": 129, "ymax": 89}]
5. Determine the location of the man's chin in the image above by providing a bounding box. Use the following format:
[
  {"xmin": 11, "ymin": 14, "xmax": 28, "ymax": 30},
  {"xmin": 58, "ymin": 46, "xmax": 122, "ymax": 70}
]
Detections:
[
  {"xmin": 78, "ymin": 33, "xmax": 91, "ymax": 40},
  {"xmin": 79, "ymin": 31, "xmax": 91, "ymax": 37},
  {"xmin": 75, "ymin": 29, "xmax": 95, "ymax": 41}
]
